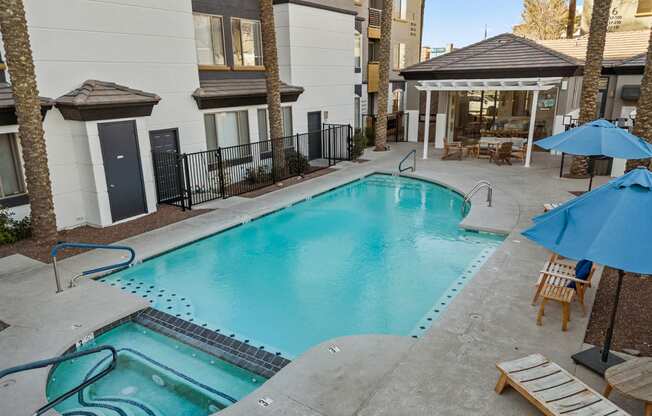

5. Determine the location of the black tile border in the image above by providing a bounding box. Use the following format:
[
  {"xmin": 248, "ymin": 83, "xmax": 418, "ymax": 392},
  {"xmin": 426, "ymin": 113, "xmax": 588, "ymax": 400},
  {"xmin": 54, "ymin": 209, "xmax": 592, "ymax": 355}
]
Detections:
[{"xmin": 135, "ymin": 308, "xmax": 289, "ymax": 379}]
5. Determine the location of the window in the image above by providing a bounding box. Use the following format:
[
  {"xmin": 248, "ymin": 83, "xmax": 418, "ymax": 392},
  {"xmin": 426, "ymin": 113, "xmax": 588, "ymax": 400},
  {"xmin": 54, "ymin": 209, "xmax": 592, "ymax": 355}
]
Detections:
[
  {"xmin": 193, "ymin": 14, "xmax": 225, "ymax": 66},
  {"xmin": 354, "ymin": 31, "xmax": 362, "ymax": 70},
  {"xmin": 393, "ymin": 0, "xmax": 407, "ymax": 20},
  {"xmin": 204, "ymin": 111, "xmax": 250, "ymax": 159},
  {"xmin": 354, "ymin": 97, "xmax": 361, "ymax": 131},
  {"xmin": 392, "ymin": 90, "xmax": 403, "ymax": 113},
  {"xmin": 232, "ymin": 18, "xmax": 263, "ymax": 67},
  {"xmin": 393, "ymin": 43, "xmax": 406, "ymax": 70},
  {"xmin": 0, "ymin": 134, "xmax": 25, "ymax": 199},
  {"xmin": 637, "ymin": 0, "xmax": 652, "ymax": 16},
  {"xmin": 257, "ymin": 107, "xmax": 294, "ymax": 151}
]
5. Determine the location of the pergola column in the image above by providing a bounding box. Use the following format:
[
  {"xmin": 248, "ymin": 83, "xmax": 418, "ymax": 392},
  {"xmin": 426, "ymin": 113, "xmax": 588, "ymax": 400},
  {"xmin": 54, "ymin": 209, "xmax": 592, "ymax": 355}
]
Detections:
[
  {"xmin": 422, "ymin": 90, "xmax": 431, "ymax": 159},
  {"xmin": 525, "ymin": 89, "xmax": 539, "ymax": 168}
]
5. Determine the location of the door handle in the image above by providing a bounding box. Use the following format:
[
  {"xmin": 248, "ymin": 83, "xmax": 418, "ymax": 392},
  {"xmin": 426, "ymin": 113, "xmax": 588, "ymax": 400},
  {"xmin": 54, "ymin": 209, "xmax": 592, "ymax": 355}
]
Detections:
[{"xmin": 109, "ymin": 184, "xmax": 116, "ymax": 188}]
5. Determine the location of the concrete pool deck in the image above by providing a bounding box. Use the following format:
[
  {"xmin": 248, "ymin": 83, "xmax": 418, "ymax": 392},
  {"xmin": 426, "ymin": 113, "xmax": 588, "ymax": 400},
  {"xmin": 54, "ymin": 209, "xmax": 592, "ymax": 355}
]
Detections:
[{"xmin": 0, "ymin": 143, "xmax": 643, "ymax": 415}]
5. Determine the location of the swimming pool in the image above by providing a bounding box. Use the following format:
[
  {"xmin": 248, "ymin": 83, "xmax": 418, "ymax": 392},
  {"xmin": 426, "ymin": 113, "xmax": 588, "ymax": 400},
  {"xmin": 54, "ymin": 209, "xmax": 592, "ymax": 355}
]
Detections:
[
  {"xmin": 101, "ymin": 174, "xmax": 503, "ymax": 357},
  {"xmin": 47, "ymin": 322, "xmax": 263, "ymax": 416}
]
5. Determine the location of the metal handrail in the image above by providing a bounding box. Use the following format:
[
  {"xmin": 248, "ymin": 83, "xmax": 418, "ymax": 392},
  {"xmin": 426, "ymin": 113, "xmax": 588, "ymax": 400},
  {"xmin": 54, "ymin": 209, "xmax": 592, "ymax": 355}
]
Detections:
[
  {"xmin": 399, "ymin": 149, "xmax": 416, "ymax": 173},
  {"xmin": 50, "ymin": 242, "xmax": 136, "ymax": 293},
  {"xmin": 0, "ymin": 345, "xmax": 118, "ymax": 416},
  {"xmin": 462, "ymin": 181, "xmax": 493, "ymax": 213}
]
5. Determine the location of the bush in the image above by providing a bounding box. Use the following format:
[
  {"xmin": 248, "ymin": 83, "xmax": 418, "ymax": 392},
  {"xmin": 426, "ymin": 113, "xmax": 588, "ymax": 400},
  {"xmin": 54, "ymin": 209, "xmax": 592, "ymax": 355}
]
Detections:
[
  {"xmin": 364, "ymin": 126, "xmax": 375, "ymax": 147},
  {"xmin": 0, "ymin": 205, "xmax": 31, "ymax": 245},
  {"xmin": 245, "ymin": 165, "xmax": 272, "ymax": 185},
  {"xmin": 352, "ymin": 130, "xmax": 367, "ymax": 160},
  {"xmin": 287, "ymin": 150, "xmax": 310, "ymax": 176}
]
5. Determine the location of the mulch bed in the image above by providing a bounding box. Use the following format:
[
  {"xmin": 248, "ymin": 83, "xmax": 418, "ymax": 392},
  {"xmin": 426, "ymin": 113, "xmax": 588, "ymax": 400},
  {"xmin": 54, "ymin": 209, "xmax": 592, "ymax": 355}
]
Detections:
[
  {"xmin": 0, "ymin": 205, "xmax": 211, "ymax": 263},
  {"xmin": 239, "ymin": 168, "xmax": 337, "ymax": 198},
  {"xmin": 584, "ymin": 267, "xmax": 652, "ymax": 357}
]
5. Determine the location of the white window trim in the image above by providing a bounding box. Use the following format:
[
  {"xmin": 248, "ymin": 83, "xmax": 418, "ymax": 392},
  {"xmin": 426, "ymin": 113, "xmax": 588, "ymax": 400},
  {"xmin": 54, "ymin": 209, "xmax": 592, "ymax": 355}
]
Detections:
[
  {"xmin": 193, "ymin": 12, "xmax": 227, "ymax": 66},
  {"xmin": 230, "ymin": 17, "xmax": 264, "ymax": 67}
]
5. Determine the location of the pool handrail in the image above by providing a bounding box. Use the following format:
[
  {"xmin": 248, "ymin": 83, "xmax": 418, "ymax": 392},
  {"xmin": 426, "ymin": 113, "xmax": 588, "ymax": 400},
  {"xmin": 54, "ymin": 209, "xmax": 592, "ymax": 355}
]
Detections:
[
  {"xmin": 0, "ymin": 345, "xmax": 118, "ymax": 416},
  {"xmin": 398, "ymin": 149, "xmax": 416, "ymax": 173},
  {"xmin": 462, "ymin": 181, "xmax": 493, "ymax": 213},
  {"xmin": 50, "ymin": 242, "xmax": 136, "ymax": 293}
]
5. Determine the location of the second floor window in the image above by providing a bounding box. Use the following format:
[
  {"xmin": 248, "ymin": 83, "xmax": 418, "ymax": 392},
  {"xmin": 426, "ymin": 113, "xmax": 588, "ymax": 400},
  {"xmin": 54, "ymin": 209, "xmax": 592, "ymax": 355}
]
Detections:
[
  {"xmin": 394, "ymin": 43, "xmax": 406, "ymax": 70},
  {"xmin": 0, "ymin": 134, "xmax": 25, "ymax": 199},
  {"xmin": 232, "ymin": 18, "xmax": 264, "ymax": 67},
  {"xmin": 354, "ymin": 31, "xmax": 362, "ymax": 70},
  {"xmin": 393, "ymin": 0, "xmax": 407, "ymax": 20},
  {"xmin": 193, "ymin": 14, "xmax": 225, "ymax": 66}
]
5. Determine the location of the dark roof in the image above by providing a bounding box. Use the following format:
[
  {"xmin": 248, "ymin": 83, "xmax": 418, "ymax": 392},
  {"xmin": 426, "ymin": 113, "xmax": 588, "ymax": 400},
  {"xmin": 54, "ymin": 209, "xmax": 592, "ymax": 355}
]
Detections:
[
  {"xmin": 56, "ymin": 80, "xmax": 161, "ymax": 108},
  {"xmin": 0, "ymin": 83, "xmax": 54, "ymax": 110},
  {"xmin": 401, "ymin": 33, "xmax": 581, "ymax": 80},
  {"xmin": 193, "ymin": 78, "xmax": 304, "ymax": 109},
  {"xmin": 0, "ymin": 83, "xmax": 54, "ymax": 126},
  {"xmin": 616, "ymin": 53, "xmax": 646, "ymax": 68}
]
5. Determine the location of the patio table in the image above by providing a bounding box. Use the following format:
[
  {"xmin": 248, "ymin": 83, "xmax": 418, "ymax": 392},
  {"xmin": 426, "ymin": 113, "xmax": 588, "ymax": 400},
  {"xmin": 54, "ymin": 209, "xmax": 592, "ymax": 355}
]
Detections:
[
  {"xmin": 604, "ymin": 357, "xmax": 652, "ymax": 416},
  {"xmin": 480, "ymin": 137, "xmax": 527, "ymax": 162}
]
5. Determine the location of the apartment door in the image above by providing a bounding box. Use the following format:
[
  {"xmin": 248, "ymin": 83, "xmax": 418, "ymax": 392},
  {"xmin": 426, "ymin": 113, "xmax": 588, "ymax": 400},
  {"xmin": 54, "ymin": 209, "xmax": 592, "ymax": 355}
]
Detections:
[
  {"xmin": 99, "ymin": 120, "xmax": 147, "ymax": 222},
  {"xmin": 307, "ymin": 111, "xmax": 322, "ymax": 160}
]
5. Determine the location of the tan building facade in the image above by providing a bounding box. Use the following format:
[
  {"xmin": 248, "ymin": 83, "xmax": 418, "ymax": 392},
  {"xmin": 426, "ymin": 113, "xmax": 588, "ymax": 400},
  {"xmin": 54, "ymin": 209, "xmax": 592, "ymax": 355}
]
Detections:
[{"xmin": 581, "ymin": 0, "xmax": 652, "ymax": 33}]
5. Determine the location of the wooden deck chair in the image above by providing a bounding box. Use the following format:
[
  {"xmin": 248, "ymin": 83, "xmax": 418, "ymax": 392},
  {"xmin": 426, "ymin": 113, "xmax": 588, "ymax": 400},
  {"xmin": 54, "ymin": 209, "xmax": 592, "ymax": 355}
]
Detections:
[
  {"xmin": 495, "ymin": 354, "xmax": 631, "ymax": 416},
  {"xmin": 442, "ymin": 141, "xmax": 464, "ymax": 160},
  {"xmin": 489, "ymin": 142, "xmax": 513, "ymax": 165}
]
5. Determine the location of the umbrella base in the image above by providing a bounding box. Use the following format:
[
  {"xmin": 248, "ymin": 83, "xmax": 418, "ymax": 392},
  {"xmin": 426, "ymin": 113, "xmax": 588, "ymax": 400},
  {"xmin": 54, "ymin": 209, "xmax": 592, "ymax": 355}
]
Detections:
[{"xmin": 571, "ymin": 346, "xmax": 625, "ymax": 376}]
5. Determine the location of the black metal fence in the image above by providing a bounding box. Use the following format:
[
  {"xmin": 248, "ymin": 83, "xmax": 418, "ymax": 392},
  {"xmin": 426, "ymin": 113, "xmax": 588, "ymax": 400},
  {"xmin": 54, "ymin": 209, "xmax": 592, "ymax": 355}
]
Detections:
[{"xmin": 152, "ymin": 124, "xmax": 352, "ymax": 208}]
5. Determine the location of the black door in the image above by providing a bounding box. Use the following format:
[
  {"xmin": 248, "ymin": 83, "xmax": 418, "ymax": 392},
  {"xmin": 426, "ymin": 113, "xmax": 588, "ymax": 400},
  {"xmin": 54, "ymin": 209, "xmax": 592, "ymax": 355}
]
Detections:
[
  {"xmin": 307, "ymin": 111, "xmax": 322, "ymax": 160},
  {"xmin": 98, "ymin": 120, "xmax": 147, "ymax": 222},
  {"xmin": 149, "ymin": 129, "xmax": 182, "ymax": 203}
]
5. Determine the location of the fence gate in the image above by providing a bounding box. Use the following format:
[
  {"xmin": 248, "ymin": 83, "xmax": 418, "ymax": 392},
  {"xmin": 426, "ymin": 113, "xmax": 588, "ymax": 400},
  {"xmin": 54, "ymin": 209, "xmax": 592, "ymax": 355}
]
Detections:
[{"xmin": 152, "ymin": 124, "xmax": 352, "ymax": 208}]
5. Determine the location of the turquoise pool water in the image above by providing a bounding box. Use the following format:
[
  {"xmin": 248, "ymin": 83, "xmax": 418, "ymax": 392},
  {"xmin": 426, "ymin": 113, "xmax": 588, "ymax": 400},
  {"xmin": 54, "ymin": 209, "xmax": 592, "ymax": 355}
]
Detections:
[
  {"xmin": 101, "ymin": 174, "xmax": 504, "ymax": 357},
  {"xmin": 47, "ymin": 322, "xmax": 263, "ymax": 416}
]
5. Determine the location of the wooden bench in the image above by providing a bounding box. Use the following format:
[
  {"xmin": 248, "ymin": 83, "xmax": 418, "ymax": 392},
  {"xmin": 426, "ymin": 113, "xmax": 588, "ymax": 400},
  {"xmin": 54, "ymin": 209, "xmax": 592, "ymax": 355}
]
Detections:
[{"xmin": 495, "ymin": 354, "xmax": 630, "ymax": 416}]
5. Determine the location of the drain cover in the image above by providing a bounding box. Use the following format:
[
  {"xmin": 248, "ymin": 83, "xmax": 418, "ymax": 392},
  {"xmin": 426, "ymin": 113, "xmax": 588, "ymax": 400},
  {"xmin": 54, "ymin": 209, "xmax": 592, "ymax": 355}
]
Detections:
[{"xmin": 258, "ymin": 397, "xmax": 273, "ymax": 407}]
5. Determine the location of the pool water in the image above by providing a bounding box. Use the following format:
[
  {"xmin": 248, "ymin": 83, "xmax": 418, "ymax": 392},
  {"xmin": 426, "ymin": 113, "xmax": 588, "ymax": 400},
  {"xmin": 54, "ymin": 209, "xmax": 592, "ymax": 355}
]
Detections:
[
  {"xmin": 101, "ymin": 174, "xmax": 504, "ymax": 357},
  {"xmin": 47, "ymin": 322, "xmax": 263, "ymax": 416}
]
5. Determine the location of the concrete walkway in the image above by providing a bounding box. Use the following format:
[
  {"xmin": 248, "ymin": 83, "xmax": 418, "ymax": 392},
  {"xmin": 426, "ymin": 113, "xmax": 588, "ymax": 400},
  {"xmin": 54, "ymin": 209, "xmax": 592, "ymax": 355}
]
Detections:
[{"xmin": 1, "ymin": 143, "xmax": 643, "ymax": 415}]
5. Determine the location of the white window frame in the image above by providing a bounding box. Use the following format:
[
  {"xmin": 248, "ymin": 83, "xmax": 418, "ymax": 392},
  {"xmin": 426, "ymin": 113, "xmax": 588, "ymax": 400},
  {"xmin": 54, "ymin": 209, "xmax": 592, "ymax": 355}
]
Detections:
[
  {"xmin": 231, "ymin": 17, "xmax": 264, "ymax": 67},
  {"xmin": 393, "ymin": 43, "xmax": 406, "ymax": 70},
  {"xmin": 393, "ymin": 0, "xmax": 407, "ymax": 20},
  {"xmin": 193, "ymin": 13, "xmax": 226, "ymax": 66},
  {"xmin": 354, "ymin": 30, "xmax": 362, "ymax": 70}
]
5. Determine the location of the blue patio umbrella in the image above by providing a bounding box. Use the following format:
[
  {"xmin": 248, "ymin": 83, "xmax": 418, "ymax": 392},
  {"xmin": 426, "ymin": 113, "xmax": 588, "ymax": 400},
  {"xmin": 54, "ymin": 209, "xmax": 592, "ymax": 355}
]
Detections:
[
  {"xmin": 536, "ymin": 119, "xmax": 652, "ymax": 190},
  {"xmin": 522, "ymin": 167, "xmax": 652, "ymax": 374}
]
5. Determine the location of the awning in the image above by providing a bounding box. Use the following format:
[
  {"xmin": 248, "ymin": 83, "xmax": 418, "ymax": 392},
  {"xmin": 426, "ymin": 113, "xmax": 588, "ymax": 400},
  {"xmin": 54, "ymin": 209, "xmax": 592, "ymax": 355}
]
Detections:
[
  {"xmin": 193, "ymin": 78, "xmax": 304, "ymax": 110},
  {"xmin": 56, "ymin": 80, "xmax": 161, "ymax": 121},
  {"xmin": 415, "ymin": 77, "xmax": 562, "ymax": 91},
  {"xmin": 0, "ymin": 83, "xmax": 54, "ymax": 126}
]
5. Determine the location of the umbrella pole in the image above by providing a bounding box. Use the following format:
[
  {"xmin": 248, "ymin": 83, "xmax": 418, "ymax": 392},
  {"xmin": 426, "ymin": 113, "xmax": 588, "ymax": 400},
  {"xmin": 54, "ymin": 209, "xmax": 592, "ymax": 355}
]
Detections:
[
  {"xmin": 601, "ymin": 269, "xmax": 625, "ymax": 362},
  {"xmin": 588, "ymin": 157, "xmax": 595, "ymax": 191}
]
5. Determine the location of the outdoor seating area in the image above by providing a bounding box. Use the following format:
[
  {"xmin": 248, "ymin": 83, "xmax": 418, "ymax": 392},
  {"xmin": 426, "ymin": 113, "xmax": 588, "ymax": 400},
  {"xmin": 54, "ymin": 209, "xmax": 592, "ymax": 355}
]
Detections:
[{"xmin": 440, "ymin": 136, "xmax": 528, "ymax": 166}]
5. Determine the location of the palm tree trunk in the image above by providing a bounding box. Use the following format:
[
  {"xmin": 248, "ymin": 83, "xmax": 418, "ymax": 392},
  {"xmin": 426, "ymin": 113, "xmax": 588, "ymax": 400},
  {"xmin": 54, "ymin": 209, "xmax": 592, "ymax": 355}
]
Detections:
[
  {"xmin": 626, "ymin": 27, "xmax": 652, "ymax": 172},
  {"xmin": 569, "ymin": 0, "xmax": 611, "ymax": 178},
  {"xmin": 0, "ymin": 0, "xmax": 57, "ymax": 244},
  {"xmin": 567, "ymin": 0, "xmax": 577, "ymax": 38},
  {"xmin": 260, "ymin": 0, "xmax": 285, "ymax": 178},
  {"xmin": 374, "ymin": 0, "xmax": 393, "ymax": 152}
]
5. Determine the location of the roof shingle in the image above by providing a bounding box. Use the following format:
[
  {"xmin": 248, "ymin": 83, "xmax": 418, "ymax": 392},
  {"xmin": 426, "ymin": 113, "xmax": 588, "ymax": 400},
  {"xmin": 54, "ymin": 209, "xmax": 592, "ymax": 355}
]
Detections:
[
  {"xmin": 0, "ymin": 83, "xmax": 54, "ymax": 110},
  {"xmin": 56, "ymin": 80, "xmax": 160, "ymax": 108}
]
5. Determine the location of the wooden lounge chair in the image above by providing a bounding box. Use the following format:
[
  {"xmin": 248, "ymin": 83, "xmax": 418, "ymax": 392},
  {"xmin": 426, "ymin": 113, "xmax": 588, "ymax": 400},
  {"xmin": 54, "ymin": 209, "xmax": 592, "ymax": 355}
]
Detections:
[
  {"xmin": 543, "ymin": 203, "xmax": 560, "ymax": 212},
  {"xmin": 533, "ymin": 255, "xmax": 597, "ymax": 316},
  {"xmin": 512, "ymin": 142, "xmax": 527, "ymax": 162},
  {"xmin": 462, "ymin": 138, "xmax": 480, "ymax": 159},
  {"xmin": 489, "ymin": 142, "xmax": 513, "ymax": 165},
  {"xmin": 495, "ymin": 354, "xmax": 631, "ymax": 416}
]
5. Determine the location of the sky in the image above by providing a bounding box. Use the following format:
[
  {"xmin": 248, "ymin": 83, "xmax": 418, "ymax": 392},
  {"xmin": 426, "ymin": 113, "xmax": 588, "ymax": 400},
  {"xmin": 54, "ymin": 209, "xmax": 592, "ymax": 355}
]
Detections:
[{"xmin": 421, "ymin": 0, "xmax": 525, "ymax": 49}]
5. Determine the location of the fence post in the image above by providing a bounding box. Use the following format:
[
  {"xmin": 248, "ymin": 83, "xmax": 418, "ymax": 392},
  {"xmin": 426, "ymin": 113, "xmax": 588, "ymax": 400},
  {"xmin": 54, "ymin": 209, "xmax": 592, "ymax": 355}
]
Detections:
[
  {"xmin": 295, "ymin": 134, "xmax": 301, "ymax": 176},
  {"xmin": 182, "ymin": 153, "xmax": 192, "ymax": 210},
  {"xmin": 271, "ymin": 138, "xmax": 277, "ymax": 184},
  {"xmin": 348, "ymin": 124, "xmax": 353, "ymax": 160},
  {"xmin": 217, "ymin": 148, "xmax": 226, "ymax": 199}
]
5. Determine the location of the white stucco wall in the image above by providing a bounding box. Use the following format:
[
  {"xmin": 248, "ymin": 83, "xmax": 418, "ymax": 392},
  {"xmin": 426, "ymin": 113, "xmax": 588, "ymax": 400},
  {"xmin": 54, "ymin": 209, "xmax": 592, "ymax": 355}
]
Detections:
[
  {"xmin": 275, "ymin": 3, "xmax": 355, "ymax": 132},
  {"xmin": 3, "ymin": 0, "xmax": 203, "ymax": 229}
]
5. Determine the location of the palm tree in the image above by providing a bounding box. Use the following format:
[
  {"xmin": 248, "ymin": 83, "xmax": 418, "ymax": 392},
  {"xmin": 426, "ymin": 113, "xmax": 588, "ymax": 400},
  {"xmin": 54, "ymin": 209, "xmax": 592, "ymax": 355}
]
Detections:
[
  {"xmin": 374, "ymin": 0, "xmax": 393, "ymax": 151},
  {"xmin": 567, "ymin": 0, "xmax": 576, "ymax": 38},
  {"xmin": 259, "ymin": 0, "xmax": 285, "ymax": 177},
  {"xmin": 0, "ymin": 0, "xmax": 57, "ymax": 244},
  {"xmin": 569, "ymin": 0, "xmax": 611, "ymax": 178},
  {"xmin": 626, "ymin": 27, "xmax": 652, "ymax": 171}
]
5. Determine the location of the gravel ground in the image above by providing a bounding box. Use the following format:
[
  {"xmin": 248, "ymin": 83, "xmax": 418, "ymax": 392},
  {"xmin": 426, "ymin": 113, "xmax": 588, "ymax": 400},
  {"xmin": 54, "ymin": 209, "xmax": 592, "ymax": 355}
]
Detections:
[
  {"xmin": 584, "ymin": 267, "xmax": 652, "ymax": 357},
  {"xmin": 0, "ymin": 205, "xmax": 210, "ymax": 263}
]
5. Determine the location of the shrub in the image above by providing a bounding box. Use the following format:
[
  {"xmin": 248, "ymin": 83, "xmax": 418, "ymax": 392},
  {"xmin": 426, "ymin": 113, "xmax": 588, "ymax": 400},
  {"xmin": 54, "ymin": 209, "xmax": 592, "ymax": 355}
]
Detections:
[
  {"xmin": 0, "ymin": 205, "xmax": 31, "ymax": 245},
  {"xmin": 287, "ymin": 150, "xmax": 310, "ymax": 176},
  {"xmin": 364, "ymin": 126, "xmax": 375, "ymax": 147},
  {"xmin": 245, "ymin": 165, "xmax": 272, "ymax": 185},
  {"xmin": 352, "ymin": 130, "xmax": 367, "ymax": 160}
]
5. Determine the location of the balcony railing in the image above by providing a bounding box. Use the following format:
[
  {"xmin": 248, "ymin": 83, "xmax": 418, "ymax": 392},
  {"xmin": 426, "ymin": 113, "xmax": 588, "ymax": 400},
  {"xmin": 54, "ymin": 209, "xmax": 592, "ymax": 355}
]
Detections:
[
  {"xmin": 368, "ymin": 62, "xmax": 379, "ymax": 93},
  {"xmin": 368, "ymin": 8, "xmax": 381, "ymax": 39}
]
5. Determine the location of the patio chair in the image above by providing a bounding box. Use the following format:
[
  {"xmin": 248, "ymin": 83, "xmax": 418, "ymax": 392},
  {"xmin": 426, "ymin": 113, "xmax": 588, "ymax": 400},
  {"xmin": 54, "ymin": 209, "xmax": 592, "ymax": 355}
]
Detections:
[
  {"xmin": 462, "ymin": 138, "xmax": 480, "ymax": 158},
  {"xmin": 442, "ymin": 141, "xmax": 463, "ymax": 160},
  {"xmin": 495, "ymin": 354, "xmax": 631, "ymax": 416},
  {"xmin": 489, "ymin": 142, "xmax": 513, "ymax": 165},
  {"xmin": 512, "ymin": 141, "xmax": 527, "ymax": 162}
]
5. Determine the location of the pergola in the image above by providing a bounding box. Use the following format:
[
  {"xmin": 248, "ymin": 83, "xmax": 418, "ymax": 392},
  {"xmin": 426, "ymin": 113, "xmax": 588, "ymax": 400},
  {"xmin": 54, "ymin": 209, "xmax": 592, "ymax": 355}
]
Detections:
[{"xmin": 415, "ymin": 77, "xmax": 562, "ymax": 167}]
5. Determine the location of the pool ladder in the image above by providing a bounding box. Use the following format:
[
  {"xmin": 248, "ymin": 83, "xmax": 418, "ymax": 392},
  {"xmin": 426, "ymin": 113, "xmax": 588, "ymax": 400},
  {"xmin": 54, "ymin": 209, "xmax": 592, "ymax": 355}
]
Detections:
[
  {"xmin": 398, "ymin": 149, "xmax": 416, "ymax": 173},
  {"xmin": 462, "ymin": 181, "xmax": 493, "ymax": 213},
  {"xmin": 0, "ymin": 345, "xmax": 117, "ymax": 416},
  {"xmin": 51, "ymin": 242, "xmax": 136, "ymax": 293}
]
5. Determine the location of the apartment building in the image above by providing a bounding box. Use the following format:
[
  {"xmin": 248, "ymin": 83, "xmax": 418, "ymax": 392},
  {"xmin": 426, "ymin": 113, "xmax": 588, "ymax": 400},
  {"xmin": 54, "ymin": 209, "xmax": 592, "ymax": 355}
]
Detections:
[{"xmin": 0, "ymin": 0, "xmax": 358, "ymax": 230}]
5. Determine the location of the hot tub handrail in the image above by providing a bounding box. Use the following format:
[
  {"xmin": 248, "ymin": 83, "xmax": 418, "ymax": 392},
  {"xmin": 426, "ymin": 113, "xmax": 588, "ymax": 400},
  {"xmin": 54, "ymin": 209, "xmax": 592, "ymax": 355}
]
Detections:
[
  {"xmin": 50, "ymin": 242, "xmax": 136, "ymax": 293},
  {"xmin": 0, "ymin": 345, "xmax": 118, "ymax": 416}
]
